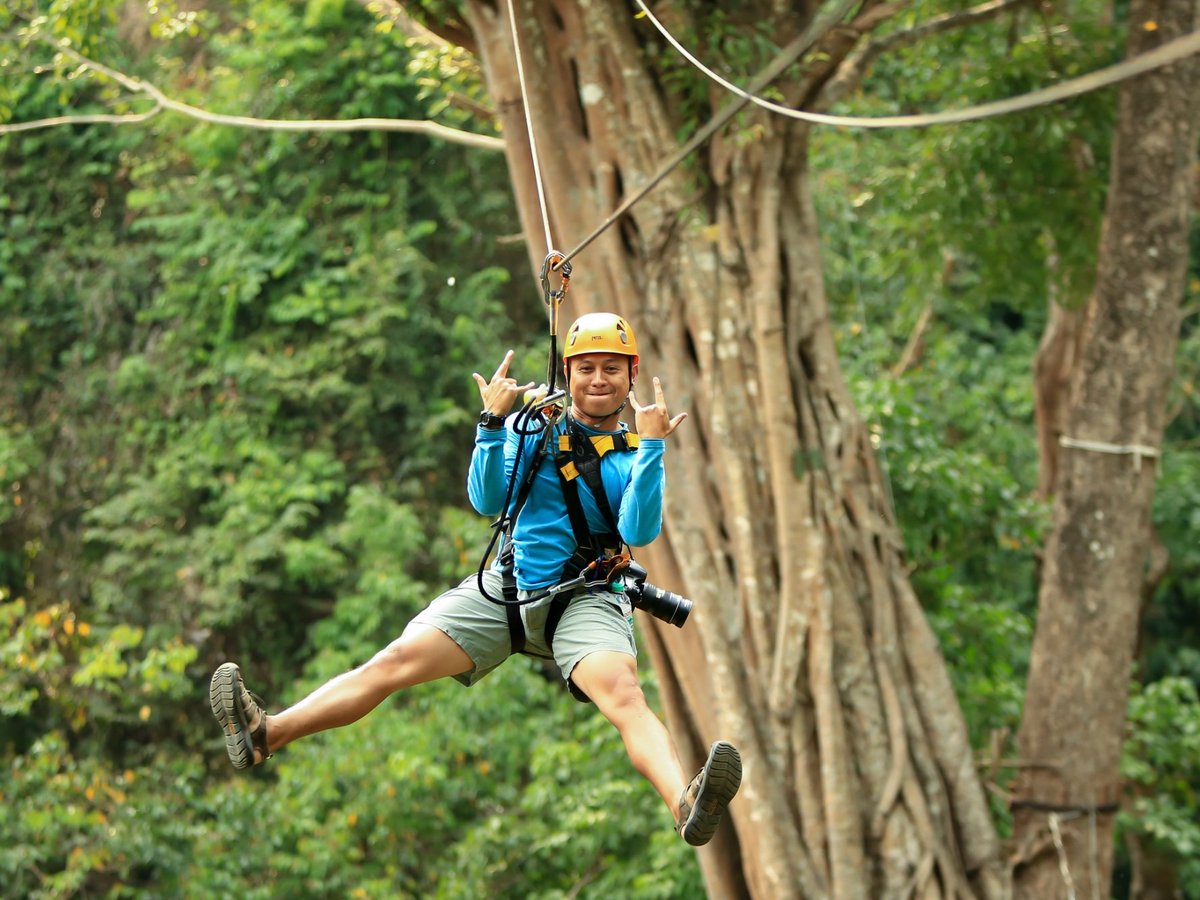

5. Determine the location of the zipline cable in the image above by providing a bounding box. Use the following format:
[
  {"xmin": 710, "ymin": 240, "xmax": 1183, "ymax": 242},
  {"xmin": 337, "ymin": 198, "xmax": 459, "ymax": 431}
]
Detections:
[
  {"xmin": 635, "ymin": 0, "xmax": 1200, "ymax": 129},
  {"xmin": 557, "ymin": 0, "xmax": 861, "ymax": 265},
  {"xmin": 506, "ymin": 0, "xmax": 554, "ymax": 252}
]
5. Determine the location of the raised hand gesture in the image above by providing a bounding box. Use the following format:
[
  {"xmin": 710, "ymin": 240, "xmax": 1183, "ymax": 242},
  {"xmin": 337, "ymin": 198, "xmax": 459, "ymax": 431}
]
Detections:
[
  {"xmin": 473, "ymin": 350, "xmax": 535, "ymax": 417},
  {"xmin": 631, "ymin": 376, "xmax": 687, "ymax": 440}
]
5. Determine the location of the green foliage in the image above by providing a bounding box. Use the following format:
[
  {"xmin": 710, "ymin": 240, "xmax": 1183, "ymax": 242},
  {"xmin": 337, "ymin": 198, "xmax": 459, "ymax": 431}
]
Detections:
[
  {"xmin": 1118, "ymin": 678, "xmax": 1200, "ymax": 896},
  {"xmin": 435, "ymin": 669, "xmax": 702, "ymax": 900},
  {"xmin": 0, "ymin": 0, "xmax": 707, "ymax": 894},
  {"xmin": 0, "ymin": 424, "xmax": 35, "ymax": 528},
  {"xmin": 813, "ymin": 0, "xmax": 1122, "ymax": 747},
  {"xmin": 1145, "ymin": 444, "xmax": 1200, "ymax": 682},
  {"xmin": 816, "ymin": 9, "xmax": 1199, "ymax": 883},
  {"xmin": 2, "ymin": 0, "xmax": 1196, "ymax": 894},
  {"xmin": 306, "ymin": 493, "xmax": 488, "ymax": 671},
  {"xmin": 838, "ymin": 317, "xmax": 1045, "ymax": 744},
  {"xmin": 814, "ymin": 1, "xmax": 1118, "ymax": 334},
  {"xmin": 1144, "ymin": 259, "xmax": 1200, "ymax": 686}
]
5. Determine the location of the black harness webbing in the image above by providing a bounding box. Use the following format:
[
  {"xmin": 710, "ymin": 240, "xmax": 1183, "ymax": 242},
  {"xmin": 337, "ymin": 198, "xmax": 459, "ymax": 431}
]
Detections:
[
  {"xmin": 542, "ymin": 421, "xmax": 636, "ymax": 648},
  {"xmin": 500, "ymin": 545, "xmax": 526, "ymax": 654},
  {"xmin": 495, "ymin": 420, "xmax": 557, "ymax": 656},
  {"xmin": 502, "ymin": 418, "xmax": 639, "ymax": 657}
]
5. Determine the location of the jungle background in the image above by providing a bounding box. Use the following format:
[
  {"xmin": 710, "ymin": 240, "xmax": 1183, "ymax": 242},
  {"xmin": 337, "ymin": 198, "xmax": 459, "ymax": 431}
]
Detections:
[{"xmin": 1, "ymin": 0, "xmax": 1198, "ymax": 897}]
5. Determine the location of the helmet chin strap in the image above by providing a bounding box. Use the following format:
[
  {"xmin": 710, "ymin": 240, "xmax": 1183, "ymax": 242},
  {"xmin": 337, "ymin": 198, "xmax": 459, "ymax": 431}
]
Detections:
[
  {"xmin": 565, "ymin": 365, "xmax": 635, "ymax": 425},
  {"xmin": 571, "ymin": 393, "xmax": 629, "ymax": 424}
]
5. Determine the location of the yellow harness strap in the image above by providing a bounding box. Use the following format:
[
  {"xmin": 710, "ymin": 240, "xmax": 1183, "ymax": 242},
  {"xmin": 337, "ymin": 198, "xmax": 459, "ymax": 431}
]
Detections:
[{"xmin": 557, "ymin": 432, "xmax": 639, "ymax": 481}]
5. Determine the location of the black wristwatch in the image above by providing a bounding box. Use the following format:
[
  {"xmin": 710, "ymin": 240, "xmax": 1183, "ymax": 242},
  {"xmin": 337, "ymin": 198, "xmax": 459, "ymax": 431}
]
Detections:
[{"xmin": 478, "ymin": 410, "xmax": 506, "ymax": 430}]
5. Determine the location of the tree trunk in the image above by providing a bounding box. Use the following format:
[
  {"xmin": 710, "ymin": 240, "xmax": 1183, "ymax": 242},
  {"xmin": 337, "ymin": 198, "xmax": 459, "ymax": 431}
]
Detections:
[
  {"xmin": 1012, "ymin": 0, "xmax": 1200, "ymax": 893},
  {"xmin": 1033, "ymin": 299, "xmax": 1085, "ymax": 500},
  {"xmin": 450, "ymin": 1, "xmax": 1008, "ymax": 895}
]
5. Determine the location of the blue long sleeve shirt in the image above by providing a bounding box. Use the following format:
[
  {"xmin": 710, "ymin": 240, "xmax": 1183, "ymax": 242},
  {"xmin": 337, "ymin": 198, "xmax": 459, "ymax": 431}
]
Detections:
[{"xmin": 468, "ymin": 415, "xmax": 665, "ymax": 591}]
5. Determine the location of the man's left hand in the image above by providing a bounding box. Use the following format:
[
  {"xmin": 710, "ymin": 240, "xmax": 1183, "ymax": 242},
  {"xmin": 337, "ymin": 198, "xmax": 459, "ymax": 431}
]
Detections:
[{"xmin": 632, "ymin": 377, "xmax": 687, "ymax": 439}]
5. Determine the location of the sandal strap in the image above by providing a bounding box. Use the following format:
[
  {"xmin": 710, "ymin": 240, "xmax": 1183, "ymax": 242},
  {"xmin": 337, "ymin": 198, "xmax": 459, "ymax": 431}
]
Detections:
[
  {"xmin": 675, "ymin": 774, "xmax": 699, "ymax": 833},
  {"xmin": 248, "ymin": 691, "xmax": 272, "ymax": 762}
]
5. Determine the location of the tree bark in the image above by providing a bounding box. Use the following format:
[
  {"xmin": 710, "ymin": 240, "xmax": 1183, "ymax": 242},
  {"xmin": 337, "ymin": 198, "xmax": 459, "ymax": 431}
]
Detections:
[
  {"xmin": 447, "ymin": 1, "xmax": 1009, "ymax": 896},
  {"xmin": 1033, "ymin": 299, "xmax": 1085, "ymax": 500},
  {"xmin": 1012, "ymin": 0, "xmax": 1200, "ymax": 894}
]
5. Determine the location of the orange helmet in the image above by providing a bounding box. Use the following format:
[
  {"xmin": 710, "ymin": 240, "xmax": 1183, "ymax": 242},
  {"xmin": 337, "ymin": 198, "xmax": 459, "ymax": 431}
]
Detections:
[{"xmin": 562, "ymin": 313, "xmax": 639, "ymax": 362}]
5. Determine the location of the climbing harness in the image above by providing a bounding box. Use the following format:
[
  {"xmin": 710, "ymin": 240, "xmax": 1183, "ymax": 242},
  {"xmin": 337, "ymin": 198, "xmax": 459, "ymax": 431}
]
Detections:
[
  {"xmin": 554, "ymin": 417, "xmax": 637, "ymax": 575},
  {"xmin": 552, "ymin": 419, "xmax": 692, "ymax": 629},
  {"xmin": 472, "ymin": 410, "xmax": 643, "ymax": 661},
  {"xmin": 540, "ymin": 416, "xmax": 639, "ymax": 656}
]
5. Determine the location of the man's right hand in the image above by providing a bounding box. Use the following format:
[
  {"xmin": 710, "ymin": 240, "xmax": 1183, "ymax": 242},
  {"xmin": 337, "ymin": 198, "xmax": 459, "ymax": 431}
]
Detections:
[{"xmin": 472, "ymin": 350, "xmax": 535, "ymax": 417}]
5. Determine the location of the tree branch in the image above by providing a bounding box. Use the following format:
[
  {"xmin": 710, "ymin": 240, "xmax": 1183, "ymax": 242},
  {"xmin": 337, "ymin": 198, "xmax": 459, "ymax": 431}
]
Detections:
[
  {"xmin": 350, "ymin": 3, "xmax": 498, "ymax": 127},
  {"xmin": 356, "ymin": 0, "xmax": 448, "ymax": 45},
  {"xmin": 355, "ymin": 0, "xmax": 478, "ymax": 56},
  {"xmin": 821, "ymin": 0, "xmax": 1034, "ymax": 107},
  {"xmin": 889, "ymin": 300, "xmax": 934, "ymax": 378},
  {"xmin": 6, "ymin": 36, "xmax": 504, "ymax": 152},
  {"xmin": 0, "ymin": 106, "xmax": 162, "ymax": 135}
]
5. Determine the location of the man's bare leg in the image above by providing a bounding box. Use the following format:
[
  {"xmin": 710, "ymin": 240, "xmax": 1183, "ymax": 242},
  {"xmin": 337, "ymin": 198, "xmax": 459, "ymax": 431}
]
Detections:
[
  {"xmin": 569, "ymin": 650, "xmax": 688, "ymax": 816},
  {"xmin": 212, "ymin": 624, "xmax": 473, "ymax": 766},
  {"xmin": 267, "ymin": 624, "xmax": 472, "ymax": 750},
  {"xmin": 570, "ymin": 650, "xmax": 742, "ymax": 846}
]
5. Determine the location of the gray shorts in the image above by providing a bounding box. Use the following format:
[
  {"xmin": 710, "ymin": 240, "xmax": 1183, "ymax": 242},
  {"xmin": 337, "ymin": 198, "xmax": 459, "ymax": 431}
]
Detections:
[{"xmin": 410, "ymin": 569, "xmax": 637, "ymax": 695}]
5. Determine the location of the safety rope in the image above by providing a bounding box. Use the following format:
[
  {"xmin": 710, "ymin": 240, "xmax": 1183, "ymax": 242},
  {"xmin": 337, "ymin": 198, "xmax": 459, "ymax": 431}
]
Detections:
[
  {"xmin": 635, "ymin": 0, "xmax": 1200, "ymax": 130},
  {"xmin": 504, "ymin": 0, "xmax": 575, "ymax": 401},
  {"xmin": 506, "ymin": 0, "xmax": 554, "ymax": 252}
]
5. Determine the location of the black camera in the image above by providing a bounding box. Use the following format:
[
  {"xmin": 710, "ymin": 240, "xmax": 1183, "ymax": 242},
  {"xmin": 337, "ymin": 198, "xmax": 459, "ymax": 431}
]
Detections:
[{"xmin": 619, "ymin": 560, "xmax": 692, "ymax": 628}]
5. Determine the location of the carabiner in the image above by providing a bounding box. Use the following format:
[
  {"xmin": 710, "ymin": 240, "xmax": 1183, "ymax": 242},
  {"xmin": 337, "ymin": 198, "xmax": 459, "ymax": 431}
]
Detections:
[
  {"xmin": 540, "ymin": 250, "xmax": 573, "ymax": 396},
  {"xmin": 540, "ymin": 250, "xmax": 572, "ymax": 326}
]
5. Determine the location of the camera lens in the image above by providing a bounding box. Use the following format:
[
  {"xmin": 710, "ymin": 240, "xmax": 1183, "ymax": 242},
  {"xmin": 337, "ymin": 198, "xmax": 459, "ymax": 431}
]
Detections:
[{"xmin": 629, "ymin": 581, "xmax": 692, "ymax": 628}]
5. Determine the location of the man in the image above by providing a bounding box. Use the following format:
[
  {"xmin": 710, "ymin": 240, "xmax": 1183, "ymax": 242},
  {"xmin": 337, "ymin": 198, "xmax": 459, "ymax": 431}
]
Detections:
[{"xmin": 209, "ymin": 312, "xmax": 741, "ymax": 847}]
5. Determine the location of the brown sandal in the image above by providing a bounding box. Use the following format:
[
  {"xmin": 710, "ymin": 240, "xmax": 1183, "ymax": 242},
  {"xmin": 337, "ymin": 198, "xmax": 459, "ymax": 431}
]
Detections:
[
  {"xmin": 676, "ymin": 741, "xmax": 742, "ymax": 846},
  {"xmin": 209, "ymin": 661, "xmax": 271, "ymax": 770}
]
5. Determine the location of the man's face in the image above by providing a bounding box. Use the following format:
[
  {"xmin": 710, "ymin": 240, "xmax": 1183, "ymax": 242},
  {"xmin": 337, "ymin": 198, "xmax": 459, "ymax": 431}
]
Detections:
[{"xmin": 566, "ymin": 352, "xmax": 637, "ymax": 420}]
